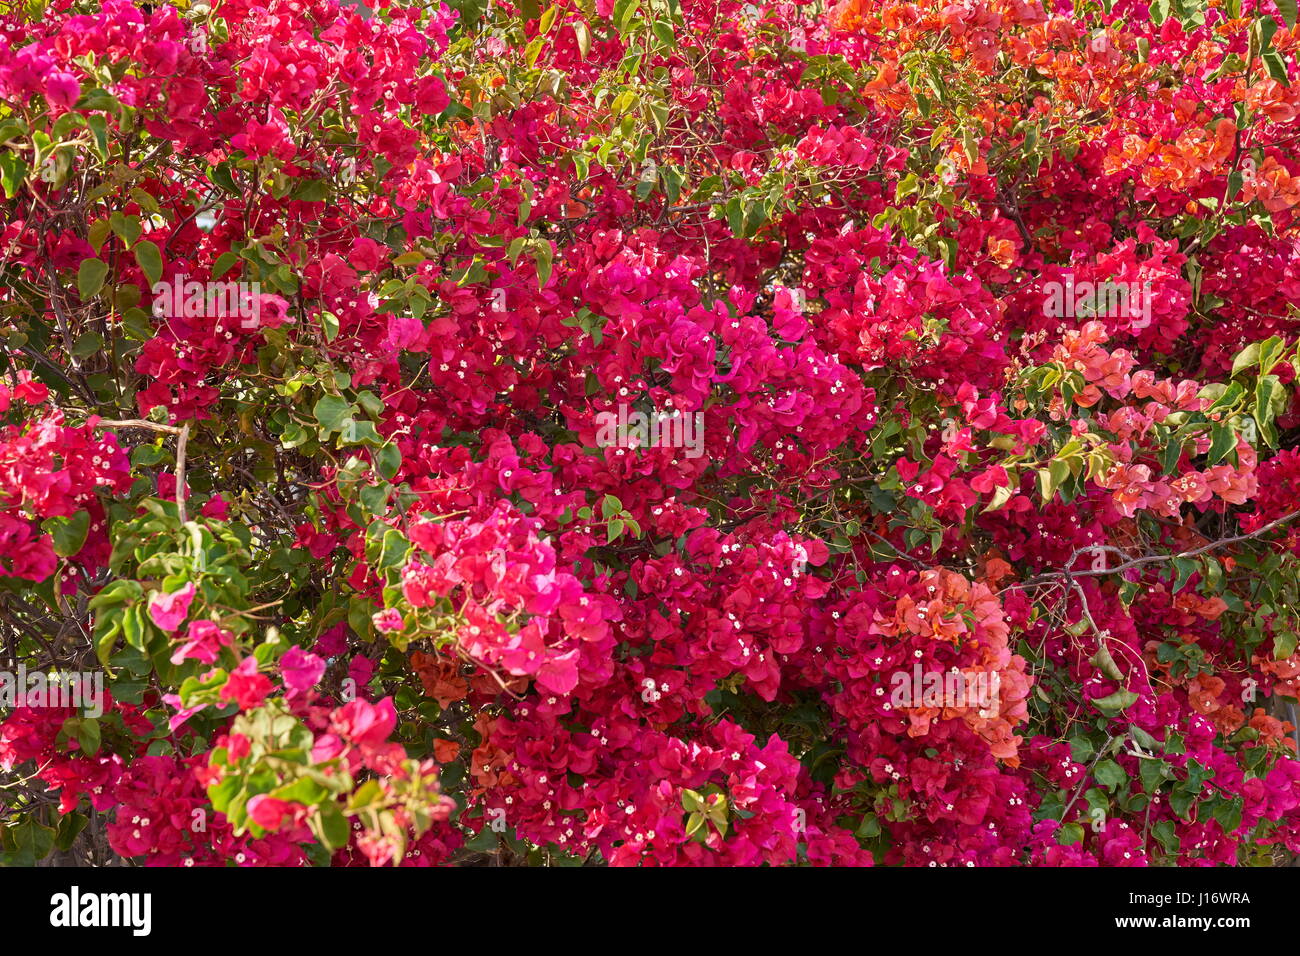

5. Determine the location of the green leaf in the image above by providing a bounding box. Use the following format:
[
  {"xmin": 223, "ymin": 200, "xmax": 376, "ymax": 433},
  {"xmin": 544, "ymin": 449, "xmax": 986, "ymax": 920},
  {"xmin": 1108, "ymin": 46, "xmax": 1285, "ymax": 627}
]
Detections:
[
  {"xmin": 134, "ymin": 240, "xmax": 163, "ymax": 286},
  {"xmin": 1170, "ymin": 784, "xmax": 1197, "ymax": 820},
  {"xmin": 1211, "ymin": 796, "xmax": 1243, "ymax": 833},
  {"xmin": 45, "ymin": 510, "xmax": 90, "ymax": 557},
  {"xmin": 532, "ymin": 240, "xmax": 553, "ymax": 289},
  {"xmin": 375, "ymin": 441, "xmax": 402, "ymax": 481},
  {"xmin": 612, "ymin": 0, "xmax": 640, "ymax": 32},
  {"xmin": 1129, "ymin": 724, "xmax": 1159, "ymax": 751},
  {"xmin": 463, "ymin": 825, "xmax": 501, "ymax": 853},
  {"xmin": 0, "ymin": 152, "xmax": 27, "ymax": 198},
  {"xmin": 895, "ymin": 172, "xmax": 920, "ymax": 201},
  {"xmin": 88, "ymin": 579, "xmax": 143, "ymax": 610},
  {"xmin": 7, "ymin": 818, "xmax": 56, "ymax": 865},
  {"xmin": 1171, "ymin": 556, "xmax": 1197, "ymax": 593},
  {"xmin": 1258, "ymin": 335, "xmax": 1289, "ymax": 375},
  {"xmin": 77, "ymin": 258, "xmax": 109, "ymax": 300},
  {"xmin": 71, "ymin": 331, "xmax": 104, "ymax": 358},
  {"xmin": 313, "ymin": 395, "xmax": 354, "ymax": 433},
  {"xmin": 1093, "ymin": 758, "xmax": 1125, "ymax": 791},
  {"xmin": 982, "ymin": 484, "xmax": 1014, "ymax": 513},
  {"xmin": 86, "ymin": 113, "xmax": 108, "ymax": 160},
  {"xmin": 1207, "ymin": 424, "xmax": 1236, "ymax": 464},
  {"xmin": 524, "ymin": 35, "xmax": 545, "ymax": 67},
  {"xmin": 313, "ymin": 801, "xmax": 350, "ymax": 851},
  {"xmin": 321, "ymin": 310, "xmax": 340, "ymax": 343},
  {"xmin": 77, "ymin": 718, "xmax": 101, "ymax": 755},
  {"xmin": 1207, "ymin": 380, "xmax": 1245, "ymax": 412},
  {"xmin": 291, "ymin": 179, "xmax": 330, "ymax": 201},
  {"xmin": 1152, "ymin": 819, "xmax": 1179, "ymax": 854},
  {"xmin": 110, "ymin": 212, "xmax": 143, "ymax": 247},
  {"xmin": 1056, "ymin": 822, "xmax": 1085, "ymax": 845},
  {"xmin": 1090, "ymin": 645, "xmax": 1124, "ymax": 681},
  {"xmin": 213, "ymin": 251, "xmax": 240, "ymax": 279},
  {"xmin": 340, "ymin": 419, "xmax": 383, "ymax": 446},
  {"xmin": 684, "ymin": 811, "xmax": 706, "ymax": 841},
  {"xmin": 1140, "ymin": 756, "xmax": 1169, "ymax": 794},
  {"xmin": 1037, "ymin": 459, "xmax": 1070, "ymax": 504},
  {"xmin": 87, "ymin": 218, "xmax": 112, "ymax": 253},
  {"xmin": 122, "ymin": 604, "xmax": 147, "ymax": 651},
  {"xmin": 54, "ymin": 812, "xmax": 88, "ymax": 852},
  {"xmin": 1093, "ymin": 689, "xmax": 1140, "ymax": 713},
  {"xmin": 1161, "ymin": 435, "xmax": 1186, "ymax": 474},
  {"xmin": 359, "ymin": 482, "xmax": 390, "ymax": 515},
  {"xmin": 1254, "ymin": 375, "xmax": 1286, "ymax": 444},
  {"xmin": 573, "ymin": 19, "xmax": 591, "ymax": 57},
  {"xmin": 1277, "ymin": 0, "xmax": 1297, "ymax": 29},
  {"xmin": 95, "ymin": 616, "xmax": 122, "ymax": 665},
  {"xmin": 1263, "ymin": 48, "xmax": 1290, "ymax": 85},
  {"xmin": 377, "ymin": 528, "xmax": 411, "ymax": 571}
]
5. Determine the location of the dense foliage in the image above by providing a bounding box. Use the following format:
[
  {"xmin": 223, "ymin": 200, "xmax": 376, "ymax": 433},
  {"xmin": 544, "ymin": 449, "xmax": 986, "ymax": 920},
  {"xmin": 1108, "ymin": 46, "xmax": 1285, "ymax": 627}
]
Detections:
[{"xmin": 3, "ymin": 0, "xmax": 1300, "ymax": 866}]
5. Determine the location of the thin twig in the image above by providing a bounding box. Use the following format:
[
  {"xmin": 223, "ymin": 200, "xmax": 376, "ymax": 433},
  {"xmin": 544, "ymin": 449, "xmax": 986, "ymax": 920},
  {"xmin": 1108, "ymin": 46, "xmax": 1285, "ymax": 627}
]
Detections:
[
  {"xmin": 1022, "ymin": 510, "xmax": 1300, "ymax": 588},
  {"xmin": 94, "ymin": 418, "xmax": 190, "ymax": 524},
  {"xmin": 1061, "ymin": 733, "xmax": 1116, "ymax": 823}
]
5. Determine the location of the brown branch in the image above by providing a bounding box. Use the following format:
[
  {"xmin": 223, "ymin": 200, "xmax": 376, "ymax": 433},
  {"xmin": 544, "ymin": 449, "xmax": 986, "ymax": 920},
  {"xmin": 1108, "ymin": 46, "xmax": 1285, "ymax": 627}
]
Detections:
[{"xmin": 1022, "ymin": 510, "xmax": 1300, "ymax": 588}]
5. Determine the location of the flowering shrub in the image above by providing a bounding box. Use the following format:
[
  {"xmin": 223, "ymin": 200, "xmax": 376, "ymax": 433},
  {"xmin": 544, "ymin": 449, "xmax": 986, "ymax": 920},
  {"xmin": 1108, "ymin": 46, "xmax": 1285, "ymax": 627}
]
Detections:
[{"xmin": 3, "ymin": 0, "xmax": 1300, "ymax": 867}]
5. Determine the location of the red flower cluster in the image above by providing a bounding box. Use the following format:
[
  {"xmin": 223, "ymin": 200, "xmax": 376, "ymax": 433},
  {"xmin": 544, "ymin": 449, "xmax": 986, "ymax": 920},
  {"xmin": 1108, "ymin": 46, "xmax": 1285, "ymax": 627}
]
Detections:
[{"xmin": 3, "ymin": 0, "xmax": 1300, "ymax": 867}]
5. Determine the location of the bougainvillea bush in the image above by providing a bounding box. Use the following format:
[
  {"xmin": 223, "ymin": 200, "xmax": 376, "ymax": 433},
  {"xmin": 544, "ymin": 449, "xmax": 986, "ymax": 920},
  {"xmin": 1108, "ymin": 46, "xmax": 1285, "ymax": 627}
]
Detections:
[{"xmin": 3, "ymin": 0, "xmax": 1300, "ymax": 867}]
